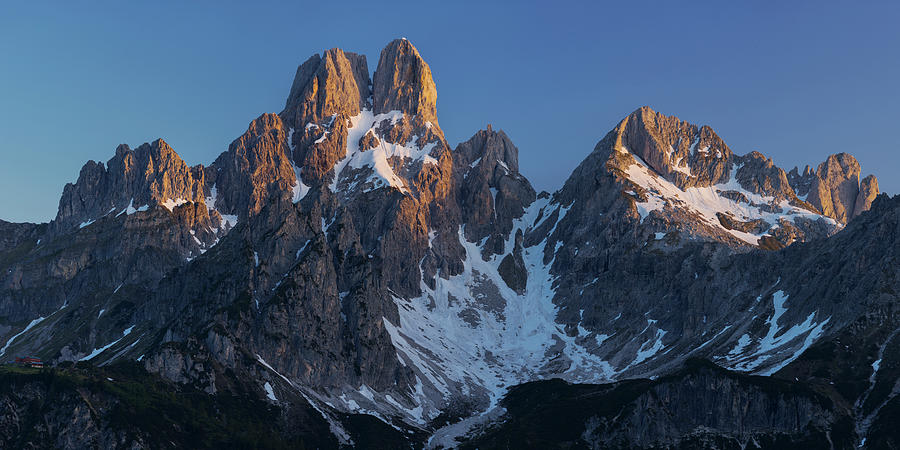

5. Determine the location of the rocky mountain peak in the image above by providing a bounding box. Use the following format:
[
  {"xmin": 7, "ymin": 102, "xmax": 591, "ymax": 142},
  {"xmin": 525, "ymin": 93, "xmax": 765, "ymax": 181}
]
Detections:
[
  {"xmin": 281, "ymin": 39, "xmax": 448, "ymax": 197},
  {"xmin": 456, "ymin": 127, "xmax": 535, "ymax": 255},
  {"xmin": 733, "ymin": 151, "xmax": 797, "ymax": 202},
  {"xmin": 372, "ymin": 39, "xmax": 438, "ymax": 126},
  {"xmin": 787, "ymin": 164, "xmax": 816, "ymax": 197},
  {"xmin": 557, "ymin": 106, "xmax": 848, "ymax": 249},
  {"xmin": 209, "ymin": 113, "xmax": 296, "ymax": 219},
  {"xmin": 456, "ymin": 127, "xmax": 521, "ymax": 174},
  {"xmin": 805, "ymin": 152, "xmax": 879, "ymax": 223},
  {"xmin": 615, "ymin": 106, "xmax": 732, "ymax": 190},
  {"xmin": 281, "ymin": 48, "xmax": 370, "ymax": 132},
  {"xmin": 54, "ymin": 138, "xmax": 206, "ymax": 231}
]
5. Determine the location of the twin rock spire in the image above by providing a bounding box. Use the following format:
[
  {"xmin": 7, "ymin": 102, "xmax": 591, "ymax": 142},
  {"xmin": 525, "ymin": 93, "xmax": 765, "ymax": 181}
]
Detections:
[{"xmin": 281, "ymin": 38, "xmax": 439, "ymax": 133}]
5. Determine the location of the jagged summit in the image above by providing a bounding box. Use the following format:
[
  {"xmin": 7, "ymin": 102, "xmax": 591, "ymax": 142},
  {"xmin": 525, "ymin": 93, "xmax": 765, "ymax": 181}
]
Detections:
[
  {"xmin": 614, "ymin": 106, "xmax": 733, "ymax": 190},
  {"xmin": 567, "ymin": 105, "xmax": 880, "ymax": 247},
  {"xmin": 281, "ymin": 48, "xmax": 370, "ymax": 131},
  {"xmin": 373, "ymin": 38, "xmax": 439, "ymax": 125},
  {"xmin": 281, "ymin": 38, "xmax": 438, "ymax": 130},
  {"xmin": 281, "ymin": 39, "xmax": 447, "ymax": 197},
  {"xmin": 54, "ymin": 138, "xmax": 208, "ymax": 232},
  {"xmin": 788, "ymin": 152, "xmax": 880, "ymax": 223},
  {"xmin": 53, "ymin": 39, "xmax": 449, "ymax": 233},
  {"xmin": 611, "ymin": 107, "xmax": 880, "ymax": 225},
  {"xmin": 209, "ymin": 113, "xmax": 297, "ymax": 219}
]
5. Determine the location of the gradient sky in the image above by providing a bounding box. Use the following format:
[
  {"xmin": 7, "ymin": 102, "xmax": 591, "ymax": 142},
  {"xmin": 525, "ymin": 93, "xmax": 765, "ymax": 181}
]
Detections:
[{"xmin": 1, "ymin": 1, "xmax": 898, "ymax": 223}]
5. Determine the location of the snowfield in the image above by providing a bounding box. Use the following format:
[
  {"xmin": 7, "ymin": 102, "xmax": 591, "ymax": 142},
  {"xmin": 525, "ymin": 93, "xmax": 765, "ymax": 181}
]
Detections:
[
  {"xmin": 328, "ymin": 109, "xmax": 438, "ymax": 194},
  {"xmin": 621, "ymin": 146, "xmax": 837, "ymax": 245}
]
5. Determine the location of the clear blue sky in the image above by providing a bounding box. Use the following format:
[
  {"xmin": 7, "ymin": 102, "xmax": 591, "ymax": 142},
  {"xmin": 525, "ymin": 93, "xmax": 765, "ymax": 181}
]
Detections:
[{"xmin": 1, "ymin": 1, "xmax": 898, "ymax": 223}]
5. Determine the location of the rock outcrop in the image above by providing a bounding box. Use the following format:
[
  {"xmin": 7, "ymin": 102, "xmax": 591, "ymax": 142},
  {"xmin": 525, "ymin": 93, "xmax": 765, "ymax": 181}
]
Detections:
[
  {"xmin": 455, "ymin": 126, "xmax": 536, "ymax": 255},
  {"xmin": 802, "ymin": 153, "xmax": 879, "ymax": 223},
  {"xmin": 855, "ymin": 174, "xmax": 879, "ymax": 218},
  {"xmin": 734, "ymin": 151, "xmax": 798, "ymax": 202},
  {"xmin": 373, "ymin": 38, "xmax": 438, "ymax": 125},
  {"xmin": 281, "ymin": 48, "xmax": 370, "ymax": 187},
  {"xmin": 616, "ymin": 106, "xmax": 733, "ymax": 189},
  {"xmin": 209, "ymin": 113, "xmax": 296, "ymax": 219},
  {"xmin": 807, "ymin": 153, "xmax": 862, "ymax": 223},
  {"xmin": 54, "ymin": 139, "xmax": 208, "ymax": 232},
  {"xmin": 281, "ymin": 48, "xmax": 369, "ymax": 129}
]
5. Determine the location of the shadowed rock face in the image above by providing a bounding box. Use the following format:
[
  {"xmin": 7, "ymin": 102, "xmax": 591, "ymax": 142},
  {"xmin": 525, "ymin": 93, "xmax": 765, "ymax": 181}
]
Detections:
[
  {"xmin": 0, "ymin": 220, "xmax": 44, "ymax": 253},
  {"xmin": 457, "ymin": 360, "xmax": 854, "ymax": 449},
  {"xmin": 787, "ymin": 164, "xmax": 816, "ymax": 197},
  {"xmin": 455, "ymin": 126, "xmax": 536, "ymax": 256}
]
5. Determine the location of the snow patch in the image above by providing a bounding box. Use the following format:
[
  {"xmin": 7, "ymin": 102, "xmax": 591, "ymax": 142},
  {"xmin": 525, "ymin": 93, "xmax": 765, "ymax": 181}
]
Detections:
[
  {"xmin": 160, "ymin": 198, "xmax": 188, "ymax": 211},
  {"xmin": 728, "ymin": 334, "xmax": 751, "ymax": 356},
  {"xmin": 627, "ymin": 326, "xmax": 667, "ymax": 369},
  {"xmin": 117, "ymin": 198, "xmax": 149, "ymax": 217},
  {"xmin": 286, "ymin": 129, "xmax": 311, "ymax": 203},
  {"xmin": 264, "ymin": 382, "xmax": 278, "ymax": 402},
  {"xmin": 622, "ymin": 153, "xmax": 834, "ymax": 245},
  {"xmin": 204, "ymin": 185, "xmax": 238, "ymax": 233},
  {"xmin": 296, "ymin": 240, "xmax": 311, "ymax": 259},
  {"xmin": 292, "ymin": 165, "xmax": 311, "ymax": 203},
  {"xmin": 329, "ymin": 109, "xmax": 437, "ymax": 194}
]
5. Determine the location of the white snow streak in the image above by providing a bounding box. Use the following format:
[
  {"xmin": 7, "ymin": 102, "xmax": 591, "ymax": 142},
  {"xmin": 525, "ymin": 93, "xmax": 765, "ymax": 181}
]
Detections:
[
  {"xmin": 0, "ymin": 317, "xmax": 46, "ymax": 356},
  {"xmin": 723, "ymin": 291, "xmax": 830, "ymax": 374},
  {"xmin": 79, "ymin": 325, "xmax": 135, "ymax": 362}
]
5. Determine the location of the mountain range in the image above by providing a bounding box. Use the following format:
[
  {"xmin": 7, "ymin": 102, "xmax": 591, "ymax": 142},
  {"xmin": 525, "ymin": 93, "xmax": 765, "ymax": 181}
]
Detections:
[{"xmin": 0, "ymin": 39, "xmax": 897, "ymax": 449}]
